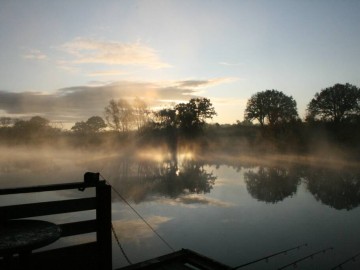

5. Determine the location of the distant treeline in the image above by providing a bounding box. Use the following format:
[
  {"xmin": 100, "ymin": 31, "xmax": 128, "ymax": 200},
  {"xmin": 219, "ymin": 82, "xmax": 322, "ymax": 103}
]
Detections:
[{"xmin": 0, "ymin": 83, "xmax": 359, "ymax": 156}]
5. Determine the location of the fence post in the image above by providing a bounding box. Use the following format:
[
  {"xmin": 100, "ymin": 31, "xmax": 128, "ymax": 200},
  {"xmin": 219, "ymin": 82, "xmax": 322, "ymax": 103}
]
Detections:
[{"xmin": 96, "ymin": 181, "xmax": 112, "ymax": 270}]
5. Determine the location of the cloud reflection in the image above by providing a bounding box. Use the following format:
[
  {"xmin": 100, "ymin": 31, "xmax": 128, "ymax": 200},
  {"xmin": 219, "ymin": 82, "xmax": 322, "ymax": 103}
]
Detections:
[
  {"xmin": 112, "ymin": 216, "xmax": 172, "ymax": 243},
  {"xmin": 153, "ymin": 194, "xmax": 233, "ymax": 208}
]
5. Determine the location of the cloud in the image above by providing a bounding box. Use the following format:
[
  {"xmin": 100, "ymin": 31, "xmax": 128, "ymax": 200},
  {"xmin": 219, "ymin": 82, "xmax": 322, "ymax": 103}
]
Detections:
[
  {"xmin": 86, "ymin": 70, "xmax": 129, "ymax": 77},
  {"xmin": 0, "ymin": 81, "xmax": 195, "ymax": 123},
  {"xmin": 61, "ymin": 38, "xmax": 171, "ymax": 69},
  {"xmin": 23, "ymin": 49, "xmax": 47, "ymax": 60},
  {"xmin": 176, "ymin": 77, "xmax": 237, "ymax": 89},
  {"xmin": 0, "ymin": 78, "xmax": 235, "ymax": 125}
]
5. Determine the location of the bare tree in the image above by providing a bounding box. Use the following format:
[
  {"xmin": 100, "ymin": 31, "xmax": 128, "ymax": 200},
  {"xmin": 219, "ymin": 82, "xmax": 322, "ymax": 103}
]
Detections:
[{"xmin": 104, "ymin": 99, "xmax": 133, "ymax": 132}]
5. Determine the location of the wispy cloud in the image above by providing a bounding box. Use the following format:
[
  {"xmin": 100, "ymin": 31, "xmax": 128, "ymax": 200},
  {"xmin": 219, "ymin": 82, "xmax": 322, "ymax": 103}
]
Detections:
[
  {"xmin": 87, "ymin": 70, "xmax": 128, "ymax": 77},
  {"xmin": 219, "ymin": 61, "xmax": 243, "ymax": 66},
  {"xmin": 61, "ymin": 38, "xmax": 171, "ymax": 69},
  {"xmin": 176, "ymin": 77, "xmax": 238, "ymax": 89},
  {"xmin": 23, "ymin": 49, "xmax": 47, "ymax": 60}
]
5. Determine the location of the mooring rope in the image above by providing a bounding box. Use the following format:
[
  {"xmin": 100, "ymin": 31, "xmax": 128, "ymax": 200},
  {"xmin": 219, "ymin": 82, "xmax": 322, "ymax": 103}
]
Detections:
[
  {"xmin": 111, "ymin": 222, "xmax": 133, "ymax": 265},
  {"xmin": 100, "ymin": 174, "xmax": 175, "ymax": 253}
]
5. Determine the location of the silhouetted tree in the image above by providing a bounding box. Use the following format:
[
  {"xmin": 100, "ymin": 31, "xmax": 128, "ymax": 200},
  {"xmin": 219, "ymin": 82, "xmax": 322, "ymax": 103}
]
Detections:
[
  {"xmin": 175, "ymin": 98, "xmax": 217, "ymax": 133},
  {"xmin": 71, "ymin": 121, "xmax": 88, "ymax": 133},
  {"xmin": 86, "ymin": 116, "xmax": 107, "ymax": 132},
  {"xmin": 155, "ymin": 108, "xmax": 177, "ymax": 129},
  {"xmin": 71, "ymin": 116, "xmax": 106, "ymax": 133},
  {"xmin": 244, "ymin": 90, "xmax": 298, "ymax": 126},
  {"xmin": 133, "ymin": 97, "xmax": 150, "ymax": 130},
  {"xmin": 11, "ymin": 116, "xmax": 57, "ymax": 143},
  {"xmin": 0, "ymin": 117, "xmax": 13, "ymax": 127},
  {"xmin": 306, "ymin": 83, "xmax": 360, "ymax": 124},
  {"xmin": 104, "ymin": 99, "xmax": 133, "ymax": 132}
]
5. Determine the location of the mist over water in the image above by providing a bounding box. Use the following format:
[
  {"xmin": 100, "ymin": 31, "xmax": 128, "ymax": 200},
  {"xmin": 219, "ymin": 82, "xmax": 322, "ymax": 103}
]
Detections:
[{"xmin": 1, "ymin": 144, "xmax": 360, "ymax": 269}]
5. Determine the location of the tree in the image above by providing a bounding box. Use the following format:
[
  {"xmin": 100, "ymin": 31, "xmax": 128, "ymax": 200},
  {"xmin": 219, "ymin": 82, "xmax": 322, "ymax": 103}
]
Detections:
[
  {"xmin": 155, "ymin": 108, "xmax": 177, "ymax": 129},
  {"xmin": 306, "ymin": 83, "xmax": 360, "ymax": 124},
  {"xmin": 71, "ymin": 116, "xmax": 106, "ymax": 133},
  {"xmin": 71, "ymin": 121, "xmax": 89, "ymax": 133},
  {"xmin": 104, "ymin": 99, "xmax": 133, "ymax": 132},
  {"xmin": 244, "ymin": 90, "xmax": 298, "ymax": 126},
  {"xmin": 133, "ymin": 97, "xmax": 150, "ymax": 130},
  {"xmin": 0, "ymin": 117, "xmax": 12, "ymax": 128},
  {"xmin": 86, "ymin": 116, "xmax": 107, "ymax": 132},
  {"xmin": 12, "ymin": 116, "xmax": 55, "ymax": 143},
  {"xmin": 175, "ymin": 98, "xmax": 217, "ymax": 133}
]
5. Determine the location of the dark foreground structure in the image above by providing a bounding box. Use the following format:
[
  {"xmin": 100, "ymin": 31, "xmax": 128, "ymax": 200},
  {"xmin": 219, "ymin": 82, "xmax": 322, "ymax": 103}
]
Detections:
[
  {"xmin": 0, "ymin": 174, "xmax": 230, "ymax": 270},
  {"xmin": 120, "ymin": 249, "xmax": 231, "ymax": 270}
]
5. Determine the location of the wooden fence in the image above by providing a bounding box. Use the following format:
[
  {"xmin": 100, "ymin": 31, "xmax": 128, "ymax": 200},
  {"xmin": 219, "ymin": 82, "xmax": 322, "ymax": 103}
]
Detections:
[{"xmin": 0, "ymin": 174, "xmax": 112, "ymax": 270}]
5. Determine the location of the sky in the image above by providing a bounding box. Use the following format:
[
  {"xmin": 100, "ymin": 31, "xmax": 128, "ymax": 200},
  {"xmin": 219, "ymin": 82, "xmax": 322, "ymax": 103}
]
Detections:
[{"xmin": 1, "ymin": 0, "xmax": 360, "ymax": 127}]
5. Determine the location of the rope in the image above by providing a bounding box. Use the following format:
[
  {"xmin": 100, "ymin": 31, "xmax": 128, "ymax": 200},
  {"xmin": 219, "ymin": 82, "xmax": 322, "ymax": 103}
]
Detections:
[
  {"xmin": 100, "ymin": 174, "xmax": 175, "ymax": 252},
  {"xmin": 111, "ymin": 222, "xmax": 132, "ymax": 265}
]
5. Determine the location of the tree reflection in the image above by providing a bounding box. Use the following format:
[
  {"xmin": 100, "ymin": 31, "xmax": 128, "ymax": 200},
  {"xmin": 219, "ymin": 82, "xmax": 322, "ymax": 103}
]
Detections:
[
  {"xmin": 244, "ymin": 167, "xmax": 301, "ymax": 203},
  {"xmin": 110, "ymin": 157, "xmax": 216, "ymax": 203},
  {"xmin": 305, "ymin": 168, "xmax": 360, "ymax": 210}
]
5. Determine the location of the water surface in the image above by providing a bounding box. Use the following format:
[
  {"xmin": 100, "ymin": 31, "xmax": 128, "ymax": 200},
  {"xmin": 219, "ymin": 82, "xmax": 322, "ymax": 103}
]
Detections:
[{"xmin": 1, "ymin": 148, "xmax": 360, "ymax": 269}]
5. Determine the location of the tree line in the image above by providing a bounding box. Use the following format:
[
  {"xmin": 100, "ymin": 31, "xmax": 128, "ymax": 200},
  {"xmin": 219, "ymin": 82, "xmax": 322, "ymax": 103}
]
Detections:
[
  {"xmin": 0, "ymin": 83, "xmax": 359, "ymax": 149},
  {"xmin": 68, "ymin": 82, "xmax": 360, "ymax": 133},
  {"xmin": 244, "ymin": 83, "xmax": 360, "ymax": 126}
]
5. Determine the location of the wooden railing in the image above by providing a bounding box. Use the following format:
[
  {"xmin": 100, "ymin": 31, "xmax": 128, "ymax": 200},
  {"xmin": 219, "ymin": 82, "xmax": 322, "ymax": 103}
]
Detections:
[{"xmin": 0, "ymin": 173, "xmax": 112, "ymax": 270}]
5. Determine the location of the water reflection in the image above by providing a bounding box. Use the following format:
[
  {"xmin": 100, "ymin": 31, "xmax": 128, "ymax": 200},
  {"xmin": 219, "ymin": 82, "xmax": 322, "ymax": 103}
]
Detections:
[
  {"xmin": 244, "ymin": 166, "xmax": 301, "ymax": 204},
  {"xmin": 109, "ymin": 158, "xmax": 216, "ymax": 203},
  {"xmin": 1, "ymin": 147, "xmax": 360, "ymax": 211},
  {"xmin": 305, "ymin": 168, "xmax": 360, "ymax": 210}
]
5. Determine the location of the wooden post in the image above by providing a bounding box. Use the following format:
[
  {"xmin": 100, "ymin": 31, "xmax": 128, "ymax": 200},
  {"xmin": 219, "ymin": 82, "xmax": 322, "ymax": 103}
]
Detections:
[{"xmin": 96, "ymin": 181, "xmax": 112, "ymax": 270}]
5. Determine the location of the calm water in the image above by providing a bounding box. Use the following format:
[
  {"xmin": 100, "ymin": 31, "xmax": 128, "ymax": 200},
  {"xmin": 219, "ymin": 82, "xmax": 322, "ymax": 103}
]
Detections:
[{"xmin": 1, "ymin": 148, "xmax": 360, "ymax": 269}]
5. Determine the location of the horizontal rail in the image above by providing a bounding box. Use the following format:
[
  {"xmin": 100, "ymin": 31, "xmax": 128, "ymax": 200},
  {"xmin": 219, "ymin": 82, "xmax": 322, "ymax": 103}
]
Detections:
[
  {"xmin": 0, "ymin": 181, "xmax": 107, "ymax": 195},
  {"xmin": 0, "ymin": 198, "xmax": 97, "ymax": 220}
]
